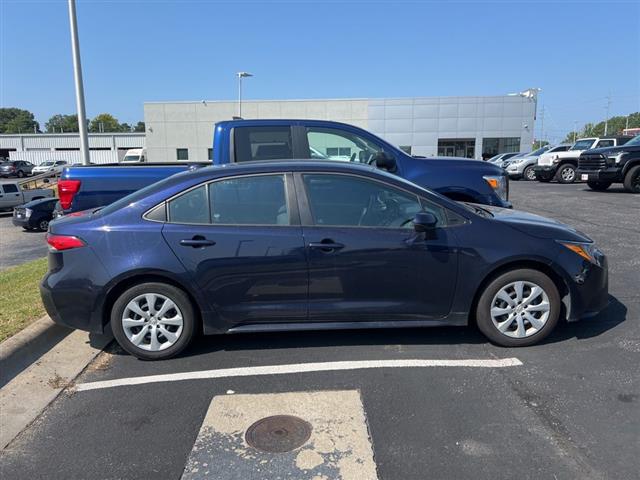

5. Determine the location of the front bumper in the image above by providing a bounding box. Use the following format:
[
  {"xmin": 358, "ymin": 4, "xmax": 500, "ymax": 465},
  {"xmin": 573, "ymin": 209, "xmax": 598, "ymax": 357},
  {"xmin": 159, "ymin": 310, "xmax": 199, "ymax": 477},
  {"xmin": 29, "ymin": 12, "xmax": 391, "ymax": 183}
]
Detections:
[
  {"xmin": 11, "ymin": 216, "xmax": 29, "ymax": 228},
  {"xmin": 576, "ymin": 168, "xmax": 621, "ymax": 183},
  {"xmin": 533, "ymin": 165, "xmax": 557, "ymax": 181},
  {"xmin": 557, "ymin": 249, "xmax": 609, "ymax": 322}
]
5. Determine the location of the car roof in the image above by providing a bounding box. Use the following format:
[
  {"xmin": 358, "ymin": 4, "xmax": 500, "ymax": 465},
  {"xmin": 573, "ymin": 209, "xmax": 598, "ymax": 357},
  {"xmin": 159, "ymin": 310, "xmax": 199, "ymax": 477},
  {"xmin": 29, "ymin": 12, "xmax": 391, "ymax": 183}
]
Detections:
[{"xmin": 197, "ymin": 160, "xmax": 377, "ymax": 177}]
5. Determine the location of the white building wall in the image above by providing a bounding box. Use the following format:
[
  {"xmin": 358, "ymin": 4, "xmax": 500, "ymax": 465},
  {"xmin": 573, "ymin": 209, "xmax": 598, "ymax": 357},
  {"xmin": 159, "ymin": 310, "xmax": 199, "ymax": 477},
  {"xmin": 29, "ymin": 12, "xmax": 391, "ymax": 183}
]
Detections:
[{"xmin": 144, "ymin": 95, "xmax": 535, "ymax": 162}]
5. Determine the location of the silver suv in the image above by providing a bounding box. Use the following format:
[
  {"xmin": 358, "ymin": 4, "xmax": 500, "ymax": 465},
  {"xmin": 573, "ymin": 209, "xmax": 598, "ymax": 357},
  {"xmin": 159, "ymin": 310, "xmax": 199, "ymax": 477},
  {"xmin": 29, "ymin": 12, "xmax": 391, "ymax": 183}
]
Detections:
[{"xmin": 506, "ymin": 144, "xmax": 571, "ymax": 181}]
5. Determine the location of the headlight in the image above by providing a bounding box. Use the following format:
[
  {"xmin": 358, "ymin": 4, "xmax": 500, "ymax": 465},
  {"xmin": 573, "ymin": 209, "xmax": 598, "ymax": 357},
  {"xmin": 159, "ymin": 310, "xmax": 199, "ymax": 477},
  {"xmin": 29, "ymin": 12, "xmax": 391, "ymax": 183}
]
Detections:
[
  {"xmin": 25, "ymin": 208, "xmax": 32, "ymax": 218},
  {"xmin": 557, "ymin": 240, "xmax": 602, "ymax": 266},
  {"xmin": 483, "ymin": 175, "xmax": 508, "ymax": 201},
  {"xmin": 608, "ymin": 152, "xmax": 628, "ymax": 164}
]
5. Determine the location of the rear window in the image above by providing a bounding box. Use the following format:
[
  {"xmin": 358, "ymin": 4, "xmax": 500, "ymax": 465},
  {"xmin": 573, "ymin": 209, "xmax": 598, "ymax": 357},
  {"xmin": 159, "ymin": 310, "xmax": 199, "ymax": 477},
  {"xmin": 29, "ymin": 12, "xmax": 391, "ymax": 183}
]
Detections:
[{"xmin": 233, "ymin": 127, "xmax": 293, "ymax": 162}]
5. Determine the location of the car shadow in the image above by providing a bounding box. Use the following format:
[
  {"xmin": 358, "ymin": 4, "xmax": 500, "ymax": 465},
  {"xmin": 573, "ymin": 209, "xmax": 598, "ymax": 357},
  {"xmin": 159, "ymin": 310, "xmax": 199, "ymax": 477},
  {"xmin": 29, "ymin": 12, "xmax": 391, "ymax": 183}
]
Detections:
[
  {"xmin": 580, "ymin": 186, "xmax": 628, "ymax": 194},
  {"xmin": 114, "ymin": 294, "xmax": 626, "ymax": 360}
]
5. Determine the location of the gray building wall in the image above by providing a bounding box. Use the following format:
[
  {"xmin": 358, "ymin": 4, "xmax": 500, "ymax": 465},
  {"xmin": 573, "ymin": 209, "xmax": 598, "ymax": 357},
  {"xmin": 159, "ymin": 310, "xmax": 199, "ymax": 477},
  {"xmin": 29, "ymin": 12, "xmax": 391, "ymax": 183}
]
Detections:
[{"xmin": 144, "ymin": 95, "xmax": 535, "ymax": 162}]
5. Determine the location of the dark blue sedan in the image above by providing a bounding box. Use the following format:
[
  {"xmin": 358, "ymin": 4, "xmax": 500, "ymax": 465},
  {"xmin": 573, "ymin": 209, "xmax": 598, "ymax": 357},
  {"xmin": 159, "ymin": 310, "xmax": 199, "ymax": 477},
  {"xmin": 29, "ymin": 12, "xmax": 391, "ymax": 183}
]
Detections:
[{"xmin": 41, "ymin": 161, "xmax": 608, "ymax": 360}]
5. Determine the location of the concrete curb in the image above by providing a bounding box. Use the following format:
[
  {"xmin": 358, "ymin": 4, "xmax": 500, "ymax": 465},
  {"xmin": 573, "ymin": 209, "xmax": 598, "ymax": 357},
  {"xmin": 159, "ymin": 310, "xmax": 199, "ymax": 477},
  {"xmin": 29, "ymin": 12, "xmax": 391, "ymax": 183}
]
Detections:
[
  {"xmin": 0, "ymin": 316, "xmax": 72, "ymax": 388},
  {"xmin": 0, "ymin": 328, "xmax": 112, "ymax": 450}
]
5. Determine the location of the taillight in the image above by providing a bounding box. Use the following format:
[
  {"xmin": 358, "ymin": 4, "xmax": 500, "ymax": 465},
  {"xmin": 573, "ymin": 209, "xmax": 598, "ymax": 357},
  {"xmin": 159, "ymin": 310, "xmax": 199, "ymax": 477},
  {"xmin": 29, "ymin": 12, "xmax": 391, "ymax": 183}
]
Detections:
[
  {"xmin": 58, "ymin": 180, "xmax": 81, "ymax": 210},
  {"xmin": 46, "ymin": 234, "xmax": 86, "ymax": 251}
]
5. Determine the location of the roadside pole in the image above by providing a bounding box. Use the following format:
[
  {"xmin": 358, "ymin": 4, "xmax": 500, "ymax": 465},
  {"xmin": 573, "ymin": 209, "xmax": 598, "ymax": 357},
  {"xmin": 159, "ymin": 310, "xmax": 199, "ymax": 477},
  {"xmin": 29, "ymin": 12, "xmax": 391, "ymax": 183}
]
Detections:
[{"xmin": 67, "ymin": 0, "xmax": 90, "ymax": 166}]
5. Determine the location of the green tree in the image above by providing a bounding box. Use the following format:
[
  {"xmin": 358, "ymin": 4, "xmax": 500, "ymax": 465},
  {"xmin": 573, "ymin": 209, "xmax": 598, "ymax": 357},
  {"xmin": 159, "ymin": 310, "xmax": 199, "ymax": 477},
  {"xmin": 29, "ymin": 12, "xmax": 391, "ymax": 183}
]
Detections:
[
  {"xmin": 564, "ymin": 112, "xmax": 640, "ymax": 143},
  {"xmin": 89, "ymin": 113, "xmax": 123, "ymax": 133},
  {"xmin": 45, "ymin": 114, "xmax": 79, "ymax": 133},
  {"xmin": 0, "ymin": 108, "xmax": 40, "ymax": 133},
  {"xmin": 133, "ymin": 121, "xmax": 145, "ymax": 132}
]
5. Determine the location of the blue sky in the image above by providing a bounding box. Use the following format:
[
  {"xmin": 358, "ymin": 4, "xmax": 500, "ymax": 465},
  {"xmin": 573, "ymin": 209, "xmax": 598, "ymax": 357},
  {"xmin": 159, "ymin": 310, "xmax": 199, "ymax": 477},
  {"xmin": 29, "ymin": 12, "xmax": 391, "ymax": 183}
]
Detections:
[{"xmin": 1, "ymin": 0, "xmax": 638, "ymax": 142}]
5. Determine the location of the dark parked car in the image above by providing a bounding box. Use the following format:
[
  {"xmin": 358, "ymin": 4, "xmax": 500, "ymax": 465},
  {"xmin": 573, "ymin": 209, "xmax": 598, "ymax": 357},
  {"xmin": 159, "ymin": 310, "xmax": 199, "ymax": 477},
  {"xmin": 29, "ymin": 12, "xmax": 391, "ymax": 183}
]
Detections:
[
  {"xmin": 0, "ymin": 160, "xmax": 35, "ymax": 178},
  {"xmin": 577, "ymin": 135, "xmax": 640, "ymax": 193},
  {"xmin": 41, "ymin": 161, "xmax": 609, "ymax": 360},
  {"xmin": 12, "ymin": 197, "xmax": 58, "ymax": 231}
]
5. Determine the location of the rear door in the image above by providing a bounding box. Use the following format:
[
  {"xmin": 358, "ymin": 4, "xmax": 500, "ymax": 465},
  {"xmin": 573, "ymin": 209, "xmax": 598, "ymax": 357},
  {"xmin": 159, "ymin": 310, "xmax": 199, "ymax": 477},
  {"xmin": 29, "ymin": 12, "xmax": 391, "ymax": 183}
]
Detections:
[
  {"xmin": 296, "ymin": 172, "xmax": 459, "ymax": 323},
  {"xmin": 161, "ymin": 173, "xmax": 308, "ymax": 330}
]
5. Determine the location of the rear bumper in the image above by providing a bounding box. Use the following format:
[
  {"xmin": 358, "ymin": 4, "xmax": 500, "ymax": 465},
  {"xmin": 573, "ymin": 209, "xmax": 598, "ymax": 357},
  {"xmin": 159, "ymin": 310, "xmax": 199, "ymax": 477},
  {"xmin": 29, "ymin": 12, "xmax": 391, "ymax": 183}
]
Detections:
[
  {"xmin": 533, "ymin": 165, "xmax": 557, "ymax": 181},
  {"xmin": 576, "ymin": 168, "xmax": 621, "ymax": 183},
  {"xmin": 40, "ymin": 250, "xmax": 110, "ymax": 334}
]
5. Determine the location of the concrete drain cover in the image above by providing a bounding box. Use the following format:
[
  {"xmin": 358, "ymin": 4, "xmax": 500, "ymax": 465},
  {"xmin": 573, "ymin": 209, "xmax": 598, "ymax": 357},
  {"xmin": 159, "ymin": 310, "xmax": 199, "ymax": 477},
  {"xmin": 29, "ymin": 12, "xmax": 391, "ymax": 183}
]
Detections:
[{"xmin": 245, "ymin": 415, "xmax": 312, "ymax": 453}]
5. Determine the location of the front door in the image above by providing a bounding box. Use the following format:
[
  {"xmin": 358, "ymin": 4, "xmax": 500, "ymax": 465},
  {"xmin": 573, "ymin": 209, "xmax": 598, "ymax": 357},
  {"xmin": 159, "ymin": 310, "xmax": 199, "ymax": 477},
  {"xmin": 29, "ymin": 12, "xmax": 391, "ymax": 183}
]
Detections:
[
  {"xmin": 161, "ymin": 173, "xmax": 308, "ymax": 330},
  {"xmin": 297, "ymin": 173, "xmax": 458, "ymax": 323},
  {"xmin": 0, "ymin": 184, "xmax": 21, "ymax": 209}
]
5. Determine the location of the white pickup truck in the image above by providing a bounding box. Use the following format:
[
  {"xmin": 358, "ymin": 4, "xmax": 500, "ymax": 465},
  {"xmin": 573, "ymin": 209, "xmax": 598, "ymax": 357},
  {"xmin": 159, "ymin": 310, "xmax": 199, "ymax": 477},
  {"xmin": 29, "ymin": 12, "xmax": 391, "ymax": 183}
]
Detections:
[
  {"xmin": 0, "ymin": 182, "xmax": 55, "ymax": 211},
  {"xmin": 534, "ymin": 136, "xmax": 632, "ymax": 183}
]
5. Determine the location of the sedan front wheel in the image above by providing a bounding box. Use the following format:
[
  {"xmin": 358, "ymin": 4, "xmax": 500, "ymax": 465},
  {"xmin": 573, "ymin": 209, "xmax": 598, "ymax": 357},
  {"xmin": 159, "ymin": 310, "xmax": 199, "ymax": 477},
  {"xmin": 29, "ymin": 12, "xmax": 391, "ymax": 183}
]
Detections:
[{"xmin": 476, "ymin": 269, "xmax": 560, "ymax": 347}]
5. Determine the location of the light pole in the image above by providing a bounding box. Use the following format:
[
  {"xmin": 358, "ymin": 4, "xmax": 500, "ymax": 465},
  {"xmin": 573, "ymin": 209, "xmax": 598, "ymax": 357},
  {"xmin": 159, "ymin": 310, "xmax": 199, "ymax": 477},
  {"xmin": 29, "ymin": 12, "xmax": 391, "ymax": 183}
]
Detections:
[
  {"xmin": 509, "ymin": 88, "xmax": 541, "ymax": 148},
  {"xmin": 236, "ymin": 71, "xmax": 253, "ymax": 118},
  {"xmin": 67, "ymin": 0, "xmax": 90, "ymax": 166}
]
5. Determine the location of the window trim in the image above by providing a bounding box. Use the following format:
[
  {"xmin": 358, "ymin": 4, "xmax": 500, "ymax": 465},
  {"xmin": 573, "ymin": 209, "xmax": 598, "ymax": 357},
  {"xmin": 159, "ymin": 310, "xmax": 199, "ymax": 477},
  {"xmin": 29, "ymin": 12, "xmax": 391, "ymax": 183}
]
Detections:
[
  {"xmin": 144, "ymin": 172, "xmax": 299, "ymax": 227},
  {"xmin": 293, "ymin": 171, "xmax": 458, "ymax": 230}
]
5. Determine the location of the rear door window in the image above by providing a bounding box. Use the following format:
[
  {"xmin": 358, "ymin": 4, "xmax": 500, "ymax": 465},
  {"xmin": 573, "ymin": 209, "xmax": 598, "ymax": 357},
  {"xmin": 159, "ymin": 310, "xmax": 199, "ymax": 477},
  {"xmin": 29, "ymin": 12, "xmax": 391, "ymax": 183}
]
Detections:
[
  {"xmin": 596, "ymin": 140, "xmax": 615, "ymax": 148},
  {"xmin": 234, "ymin": 127, "xmax": 293, "ymax": 162}
]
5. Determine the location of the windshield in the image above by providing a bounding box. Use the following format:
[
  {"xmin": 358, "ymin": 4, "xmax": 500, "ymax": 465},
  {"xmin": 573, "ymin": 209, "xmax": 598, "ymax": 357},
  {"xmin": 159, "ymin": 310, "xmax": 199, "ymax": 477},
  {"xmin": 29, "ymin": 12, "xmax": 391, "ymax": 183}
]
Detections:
[
  {"xmin": 122, "ymin": 155, "xmax": 140, "ymax": 162},
  {"xmin": 624, "ymin": 135, "xmax": 640, "ymax": 147},
  {"xmin": 40, "ymin": 162, "xmax": 54, "ymax": 166},
  {"xmin": 570, "ymin": 139, "xmax": 595, "ymax": 151},
  {"xmin": 527, "ymin": 146, "xmax": 550, "ymax": 157}
]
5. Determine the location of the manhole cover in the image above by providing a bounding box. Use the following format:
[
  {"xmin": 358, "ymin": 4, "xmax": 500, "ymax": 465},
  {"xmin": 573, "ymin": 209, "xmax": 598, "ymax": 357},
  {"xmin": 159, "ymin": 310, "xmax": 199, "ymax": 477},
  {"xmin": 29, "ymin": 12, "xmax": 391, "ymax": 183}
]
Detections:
[{"xmin": 245, "ymin": 415, "xmax": 312, "ymax": 453}]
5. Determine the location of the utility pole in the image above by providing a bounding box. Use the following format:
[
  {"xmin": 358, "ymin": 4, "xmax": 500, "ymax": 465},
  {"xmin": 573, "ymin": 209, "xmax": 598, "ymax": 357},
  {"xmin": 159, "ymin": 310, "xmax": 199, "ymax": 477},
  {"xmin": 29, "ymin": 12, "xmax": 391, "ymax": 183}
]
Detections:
[
  {"xmin": 604, "ymin": 94, "xmax": 611, "ymax": 136},
  {"xmin": 573, "ymin": 121, "xmax": 578, "ymax": 143},
  {"xmin": 67, "ymin": 0, "xmax": 90, "ymax": 165}
]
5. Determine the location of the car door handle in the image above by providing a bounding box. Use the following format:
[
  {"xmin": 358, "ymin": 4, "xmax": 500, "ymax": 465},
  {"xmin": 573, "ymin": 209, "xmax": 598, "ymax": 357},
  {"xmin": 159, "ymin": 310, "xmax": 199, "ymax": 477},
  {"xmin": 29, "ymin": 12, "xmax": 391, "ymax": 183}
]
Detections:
[
  {"xmin": 180, "ymin": 236, "xmax": 216, "ymax": 248},
  {"xmin": 308, "ymin": 240, "xmax": 345, "ymax": 252}
]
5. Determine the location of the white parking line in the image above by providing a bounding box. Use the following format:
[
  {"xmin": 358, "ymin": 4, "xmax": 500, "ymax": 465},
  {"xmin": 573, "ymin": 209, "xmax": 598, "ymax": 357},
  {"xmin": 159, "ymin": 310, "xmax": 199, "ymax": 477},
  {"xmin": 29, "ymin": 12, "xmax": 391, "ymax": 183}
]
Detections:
[{"xmin": 75, "ymin": 357, "xmax": 523, "ymax": 392}]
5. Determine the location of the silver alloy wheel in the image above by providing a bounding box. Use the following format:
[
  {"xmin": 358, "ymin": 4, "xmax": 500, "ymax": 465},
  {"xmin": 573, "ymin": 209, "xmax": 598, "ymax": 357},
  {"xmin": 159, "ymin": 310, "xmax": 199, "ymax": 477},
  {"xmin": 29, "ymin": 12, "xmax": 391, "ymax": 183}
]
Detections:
[
  {"xmin": 560, "ymin": 166, "xmax": 575, "ymax": 182},
  {"xmin": 490, "ymin": 281, "xmax": 550, "ymax": 338},
  {"xmin": 122, "ymin": 293, "xmax": 184, "ymax": 351},
  {"xmin": 525, "ymin": 167, "xmax": 536, "ymax": 181},
  {"xmin": 39, "ymin": 220, "xmax": 49, "ymax": 231}
]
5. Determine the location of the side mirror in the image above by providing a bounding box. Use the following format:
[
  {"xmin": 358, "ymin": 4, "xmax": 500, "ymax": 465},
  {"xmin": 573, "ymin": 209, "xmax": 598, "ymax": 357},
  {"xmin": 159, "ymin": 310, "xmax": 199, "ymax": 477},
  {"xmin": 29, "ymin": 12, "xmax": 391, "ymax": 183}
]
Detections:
[
  {"xmin": 413, "ymin": 212, "xmax": 437, "ymax": 232},
  {"xmin": 374, "ymin": 151, "xmax": 397, "ymax": 171}
]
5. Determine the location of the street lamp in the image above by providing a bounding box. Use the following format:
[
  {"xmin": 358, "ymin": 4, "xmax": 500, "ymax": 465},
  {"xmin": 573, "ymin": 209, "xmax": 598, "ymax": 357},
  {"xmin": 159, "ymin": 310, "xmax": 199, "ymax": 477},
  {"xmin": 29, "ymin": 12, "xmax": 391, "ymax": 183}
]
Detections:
[
  {"xmin": 236, "ymin": 71, "xmax": 253, "ymax": 118},
  {"xmin": 509, "ymin": 88, "xmax": 542, "ymax": 148}
]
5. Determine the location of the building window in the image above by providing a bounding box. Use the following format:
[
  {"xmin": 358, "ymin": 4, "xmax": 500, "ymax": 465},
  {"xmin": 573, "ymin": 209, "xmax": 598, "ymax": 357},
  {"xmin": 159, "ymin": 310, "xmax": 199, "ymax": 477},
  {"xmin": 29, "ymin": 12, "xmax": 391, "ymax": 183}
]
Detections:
[
  {"xmin": 438, "ymin": 139, "xmax": 475, "ymax": 158},
  {"xmin": 482, "ymin": 138, "xmax": 520, "ymax": 157},
  {"xmin": 177, "ymin": 148, "xmax": 189, "ymax": 161},
  {"xmin": 208, "ymin": 148, "xmax": 213, "ymax": 161},
  {"xmin": 326, "ymin": 147, "xmax": 352, "ymax": 158}
]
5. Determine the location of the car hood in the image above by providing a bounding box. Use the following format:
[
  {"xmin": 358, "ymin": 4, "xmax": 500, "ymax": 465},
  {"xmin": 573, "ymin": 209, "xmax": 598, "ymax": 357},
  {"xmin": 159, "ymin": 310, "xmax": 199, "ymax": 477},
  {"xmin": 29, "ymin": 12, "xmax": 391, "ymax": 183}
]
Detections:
[
  {"xmin": 583, "ymin": 144, "xmax": 640, "ymax": 156},
  {"xmin": 479, "ymin": 205, "xmax": 592, "ymax": 242}
]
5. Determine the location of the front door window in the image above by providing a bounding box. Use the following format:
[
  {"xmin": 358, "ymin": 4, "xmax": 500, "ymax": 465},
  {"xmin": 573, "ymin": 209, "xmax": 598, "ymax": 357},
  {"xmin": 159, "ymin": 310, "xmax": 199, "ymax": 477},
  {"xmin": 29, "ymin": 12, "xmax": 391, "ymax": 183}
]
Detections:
[{"xmin": 306, "ymin": 127, "xmax": 385, "ymax": 165}]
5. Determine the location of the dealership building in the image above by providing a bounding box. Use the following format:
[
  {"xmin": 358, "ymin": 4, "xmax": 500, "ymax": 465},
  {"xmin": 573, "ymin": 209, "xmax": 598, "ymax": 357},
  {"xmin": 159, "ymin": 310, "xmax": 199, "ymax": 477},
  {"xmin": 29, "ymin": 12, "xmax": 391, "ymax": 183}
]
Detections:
[{"xmin": 144, "ymin": 92, "xmax": 537, "ymax": 162}]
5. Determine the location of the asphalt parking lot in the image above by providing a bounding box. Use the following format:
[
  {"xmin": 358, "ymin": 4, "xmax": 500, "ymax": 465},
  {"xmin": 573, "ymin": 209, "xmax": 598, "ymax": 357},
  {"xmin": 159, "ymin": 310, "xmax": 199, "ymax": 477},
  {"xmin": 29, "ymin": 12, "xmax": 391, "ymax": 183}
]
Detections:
[
  {"xmin": 1, "ymin": 181, "xmax": 638, "ymax": 480},
  {"xmin": 0, "ymin": 211, "xmax": 48, "ymax": 270}
]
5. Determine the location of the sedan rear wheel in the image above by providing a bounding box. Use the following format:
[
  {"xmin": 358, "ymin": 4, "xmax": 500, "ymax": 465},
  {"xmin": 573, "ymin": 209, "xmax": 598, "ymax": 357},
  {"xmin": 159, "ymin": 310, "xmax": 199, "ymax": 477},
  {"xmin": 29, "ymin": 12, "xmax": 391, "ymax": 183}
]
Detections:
[
  {"xmin": 476, "ymin": 269, "xmax": 560, "ymax": 346},
  {"xmin": 111, "ymin": 282, "xmax": 195, "ymax": 360}
]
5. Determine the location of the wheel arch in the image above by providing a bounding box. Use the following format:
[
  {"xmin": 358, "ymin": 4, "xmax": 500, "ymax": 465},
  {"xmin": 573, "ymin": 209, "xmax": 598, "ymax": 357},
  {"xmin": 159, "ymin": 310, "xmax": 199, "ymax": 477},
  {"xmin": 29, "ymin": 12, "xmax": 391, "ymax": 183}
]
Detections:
[
  {"xmin": 468, "ymin": 259, "xmax": 571, "ymax": 325},
  {"xmin": 622, "ymin": 158, "xmax": 640, "ymax": 175},
  {"xmin": 101, "ymin": 271, "xmax": 204, "ymax": 331}
]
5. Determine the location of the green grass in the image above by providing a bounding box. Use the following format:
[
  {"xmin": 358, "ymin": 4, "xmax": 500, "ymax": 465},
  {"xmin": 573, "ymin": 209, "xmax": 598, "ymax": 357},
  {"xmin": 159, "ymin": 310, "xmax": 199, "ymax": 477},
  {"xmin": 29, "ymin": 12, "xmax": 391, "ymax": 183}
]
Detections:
[{"xmin": 0, "ymin": 257, "xmax": 48, "ymax": 343}]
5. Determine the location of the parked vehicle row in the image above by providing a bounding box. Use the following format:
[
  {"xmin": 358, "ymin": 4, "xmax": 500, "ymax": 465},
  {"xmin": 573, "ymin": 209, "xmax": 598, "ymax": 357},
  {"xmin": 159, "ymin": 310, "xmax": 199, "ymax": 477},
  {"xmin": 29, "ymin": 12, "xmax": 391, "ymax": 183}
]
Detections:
[
  {"xmin": 534, "ymin": 136, "xmax": 633, "ymax": 184},
  {"xmin": 577, "ymin": 135, "xmax": 640, "ymax": 193},
  {"xmin": 506, "ymin": 144, "xmax": 571, "ymax": 181},
  {"xmin": 12, "ymin": 197, "xmax": 58, "ymax": 231},
  {"xmin": 41, "ymin": 160, "xmax": 609, "ymax": 360}
]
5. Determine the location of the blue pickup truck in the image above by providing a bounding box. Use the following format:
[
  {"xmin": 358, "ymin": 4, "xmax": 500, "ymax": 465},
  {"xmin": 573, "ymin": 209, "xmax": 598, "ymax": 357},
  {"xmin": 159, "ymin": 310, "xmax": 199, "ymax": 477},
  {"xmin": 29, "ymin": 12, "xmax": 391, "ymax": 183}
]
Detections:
[{"xmin": 57, "ymin": 119, "xmax": 510, "ymax": 213}]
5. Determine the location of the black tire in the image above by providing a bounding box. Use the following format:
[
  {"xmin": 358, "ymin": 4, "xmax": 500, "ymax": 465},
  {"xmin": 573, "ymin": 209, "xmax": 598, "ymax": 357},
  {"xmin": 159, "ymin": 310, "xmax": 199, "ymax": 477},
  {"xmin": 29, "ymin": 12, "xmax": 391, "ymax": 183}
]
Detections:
[
  {"xmin": 556, "ymin": 164, "xmax": 576, "ymax": 184},
  {"xmin": 475, "ymin": 269, "xmax": 561, "ymax": 347},
  {"xmin": 523, "ymin": 166, "xmax": 536, "ymax": 181},
  {"xmin": 37, "ymin": 219, "xmax": 49, "ymax": 231},
  {"xmin": 587, "ymin": 180, "xmax": 611, "ymax": 191},
  {"xmin": 17, "ymin": 170, "xmax": 25, "ymax": 178},
  {"xmin": 623, "ymin": 165, "xmax": 640, "ymax": 193},
  {"xmin": 111, "ymin": 282, "xmax": 196, "ymax": 360}
]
